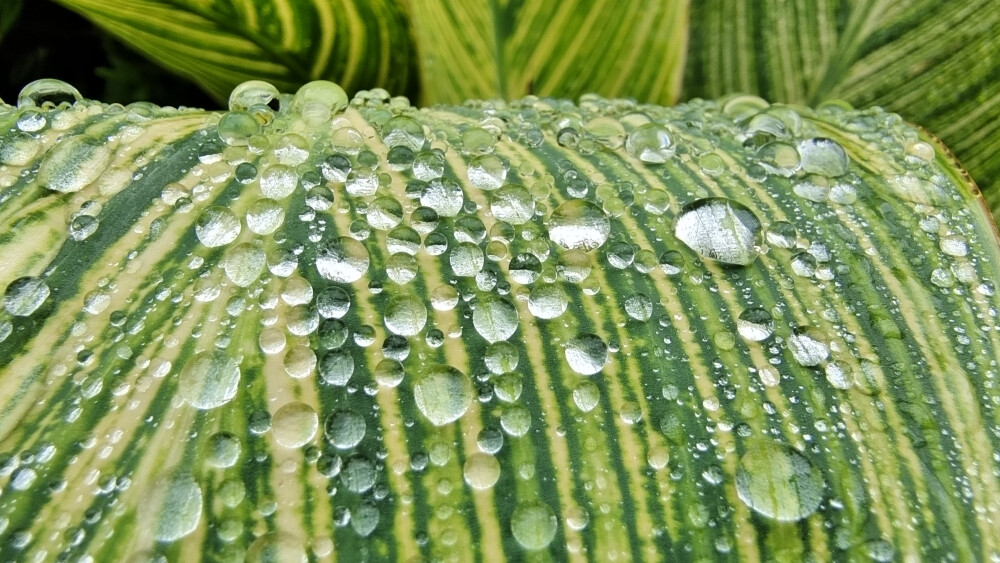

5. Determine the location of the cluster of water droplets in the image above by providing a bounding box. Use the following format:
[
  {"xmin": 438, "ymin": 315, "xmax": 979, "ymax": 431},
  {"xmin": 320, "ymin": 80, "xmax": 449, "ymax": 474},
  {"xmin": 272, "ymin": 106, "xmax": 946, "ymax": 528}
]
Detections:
[{"xmin": 1, "ymin": 77, "xmax": 991, "ymax": 561}]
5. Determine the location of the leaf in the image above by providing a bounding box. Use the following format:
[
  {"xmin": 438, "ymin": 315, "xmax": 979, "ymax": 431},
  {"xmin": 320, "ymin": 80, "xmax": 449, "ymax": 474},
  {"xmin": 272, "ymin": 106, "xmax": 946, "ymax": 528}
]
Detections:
[
  {"xmin": 0, "ymin": 0, "xmax": 22, "ymax": 45},
  {"xmin": 52, "ymin": 0, "xmax": 416, "ymax": 104},
  {"xmin": 685, "ymin": 0, "xmax": 1000, "ymax": 223},
  {"xmin": 1, "ymin": 88, "xmax": 999, "ymax": 560},
  {"xmin": 406, "ymin": 0, "xmax": 688, "ymax": 104}
]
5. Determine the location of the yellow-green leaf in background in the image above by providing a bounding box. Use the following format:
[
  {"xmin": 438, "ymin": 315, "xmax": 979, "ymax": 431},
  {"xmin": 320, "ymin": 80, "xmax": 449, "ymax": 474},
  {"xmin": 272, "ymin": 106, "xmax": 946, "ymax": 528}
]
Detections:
[
  {"xmin": 52, "ymin": 0, "xmax": 416, "ymax": 103},
  {"xmin": 685, "ymin": 0, "xmax": 1000, "ymax": 222},
  {"xmin": 405, "ymin": 0, "xmax": 688, "ymax": 105},
  {"xmin": 0, "ymin": 0, "xmax": 22, "ymax": 44}
]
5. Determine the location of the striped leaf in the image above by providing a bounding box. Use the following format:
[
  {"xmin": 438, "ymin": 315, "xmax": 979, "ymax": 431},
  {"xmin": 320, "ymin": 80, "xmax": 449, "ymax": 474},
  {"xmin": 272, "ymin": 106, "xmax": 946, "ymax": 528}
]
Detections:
[
  {"xmin": 685, "ymin": 0, "xmax": 1000, "ymax": 225},
  {"xmin": 1, "ymin": 82, "xmax": 999, "ymax": 561},
  {"xmin": 50, "ymin": 0, "xmax": 415, "ymax": 103},
  {"xmin": 405, "ymin": 0, "xmax": 688, "ymax": 106}
]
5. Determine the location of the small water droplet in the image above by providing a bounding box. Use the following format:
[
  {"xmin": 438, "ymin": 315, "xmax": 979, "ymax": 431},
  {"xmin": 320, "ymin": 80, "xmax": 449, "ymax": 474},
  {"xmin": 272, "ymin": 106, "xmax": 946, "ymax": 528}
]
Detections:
[
  {"xmin": 473, "ymin": 295, "xmax": 519, "ymax": 343},
  {"xmin": 179, "ymin": 350, "xmax": 241, "ymax": 409},
  {"xmin": 413, "ymin": 365, "xmax": 474, "ymax": 426},
  {"xmin": 549, "ymin": 200, "xmax": 611, "ymax": 251},
  {"xmin": 37, "ymin": 136, "xmax": 112, "ymax": 193},
  {"xmin": 3, "ymin": 277, "xmax": 50, "ymax": 317},
  {"xmin": 565, "ymin": 333, "xmax": 608, "ymax": 375},
  {"xmin": 384, "ymin": 295, "xmax": 428, "ymax": 336},
  {"xmin": 736, "ymin": 441, "xmax": 824, "ymax": 522},
  {"xmin": 17, "ymin": 78, "xmax": 82, "ymax": 108},
  {"xmin": 798, "ymin": 138, "xmax": 848, "ymax": 177},
  {"xmin": 625, "ymin": 123, "xmax": 675, "ymax": 163},
  {"xmin": 464, "ymin": 453, "xmax": 501, "ymax": 490},
  {"xmin": 147, "ymin": 472, "xmax": 203, "ymax": 542},
  {"xmin": 737, "ymin": 308, "xmax": 774, "ymax": 341},
  {"xmin": 271, "ymin": 402, "xmax": 318, "ymax": 448},
  {"xmin": 787, "ymin": 328, "xmax": 829, "ymax": 367},
  {"xmin": 511, "ymin": 501, "xmax": 558, "ymax": 550},
  {"xmin": 325, "ymin": 409, "xmax": 366, "ymax": 449},
  {"xmin": 195, "ymin": 207, "xmax": 241, "ymax": 247},
  {"xmin": 316, "ymin": 237, "xmax": 370, "ymax": 283}
]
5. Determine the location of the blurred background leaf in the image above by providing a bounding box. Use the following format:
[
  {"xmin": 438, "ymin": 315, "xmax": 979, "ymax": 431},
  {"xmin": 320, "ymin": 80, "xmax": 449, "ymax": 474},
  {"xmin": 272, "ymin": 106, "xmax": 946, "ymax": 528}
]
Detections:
[
  {"xmin": 0, "ymin": 0, "xmax": 23, "ymax": 44},
  {"xmin": 50, "ymin": 0, "xmax": 417, "ymax": 104},
  {"xmin": 685, "ymin": 0, "xmax": 1000, "ymax": 219},
  {"xmin": 406, "ymin": 0, "xmax": 688, "ymax": 105}
]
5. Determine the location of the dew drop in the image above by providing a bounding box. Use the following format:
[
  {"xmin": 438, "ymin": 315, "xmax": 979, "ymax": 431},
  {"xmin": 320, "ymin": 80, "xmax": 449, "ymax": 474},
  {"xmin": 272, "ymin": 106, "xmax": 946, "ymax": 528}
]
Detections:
[
  {"xmin": 223, "ymin": 242, "xmax": 266, "ymax": 287},
  {"xmin": 736, "ymin": 441, "xmax": 824, "ymax": 522},
  {"xmin": 788, "ymin": 328, "xmax": 829, "ymax": 367},
  {"xmin": 549, "ymin": 200, "xmax": 611, "ymax": 251},
  {"xmin": 736, "ymin": 308, "xmax": 774, "ymax": 341},
  {"xmin": 147, "ymin": 472, "xmax": 203, "ymax": 542},
  {"xmin": 319, "ymin": 349, "xmax": 355, "ymax": 386},
  {"xmin": 381, "ymin": 115, "xmax": 425, "ymax": 152},
  {"xmin": 246, "ymin": 532, "xmax": 308, "ymax": 563},
  {"xmin": 3, "ymin": 277, "xmax": 50, "ymax": 317},
  {"xmin": 413, "ymin": 365, "xmax": 474, "ymax": 426},
  {"xmin": 674, "ymin": 198, "xmax": 762, "ymax": 266},
  {"xmin": 527, "ymin": 284, "xmax": 568, "ymax": 320},
  {"xmin": 511, "ymin": 501, "xmax": 558, "ymax": 550},
  {"xmin": 259, "ymin": 164, "xmax": 298, "ymax": 199},
  {"xmin": 463, "ymin": 453, "xmax": 501, "ymax": 490},
  {"xmin": 491, "ymin": 184, "xmax": 536, "ymax": 225},
  {"xmin": 473, "ymin": 295, "xmax": 519, "ymax": 343},
  {"xmin": 37, "ymin": 136, "xmax": 111, "ymax": 193},
  {"xmin": 625, "ymin": 123, "xmax": 674, "ymax": 163},
  {"xmin": 324, "ymin": 409, "xmax": 366, "ymax": 449},
  {"xmin": 228, "ymin": 80, "xmax": 280, "ymax": 112},
  {"xmin": 17, "ymin": 78, "xmax": 82, "ymax": 108},
  {"xmin": 179, "ymin": 350, "xmax": 241, "ymax": 410},
  {"xmin": 271, "ymin": 402, "xmax": 318, "ymax": 449},
  {"xmin": 206, "ymin": 432, "xmax": 241, "ymax": 468},
  {"xmin": 291, "ymin": 81, "xmax": 348, "ymax": 122},
  {"xmin": 384, "ymin": 295, "xmax": 428, "ymax": 336},
  {"xmin": 195, "ymin": 207, "xmax": 241, "ymax": 248},
  {"xmin": 316, "ymin": 237, "xmax": 370, "ymax": 283},
  {"xmin": 798, "ymin": 138, "xmax": 848, "ymax": 177},
  {"xmin": 565, "ymin": 334, "xmax": 608, "ymax": 375}
]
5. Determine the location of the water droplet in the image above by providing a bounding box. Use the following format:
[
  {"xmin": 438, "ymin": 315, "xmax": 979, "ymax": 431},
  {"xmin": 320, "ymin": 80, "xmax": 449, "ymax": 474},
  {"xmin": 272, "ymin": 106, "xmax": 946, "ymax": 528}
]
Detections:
[
  {"xmin": 736, "ymin": 441, "xmax": 824, "ymax": 522},
  {"xmin": 413, "ymin": 365, "xmax": 474, "ymax": 426},
  {"xmin": 484, "ymin": 341, "xmax": 519, "ymax": 374},
  {"xmin": 317, "ymin": 286, "xmax": 351, "ymax": 318},
  {"xmin": 798, "ymin": 138, "xmax": 848, "ymax": 177},
  {"xmin": 319, "ymin": 349, "xmax": 355, "ymax": 386},
  {"xmin": 421, "ymin": 178, "xmax": 465, "ymax": 217},
  {"xmin": 766, "ymin": 221, "xmax": 797, "ymax": 248},
  {"xmin": 757, "ymin": 141, "xmax": 800, "ymax": 177},
  {"xmin": 217, "ymin": 111, "xmax": 261, "ymax": 146},
  {"xmin": 511, "ymin": 501, "xmax": 558, "ymax": 550},
  {"xmin": 788, "ymin": 328, "xmax": 829, "ymax": 367},
  {"xmin": 501, "ymin": 404, "xmax": 532, "ymax": 437},
  {"xmin": 228, "ymin": 80, "xmax": 280, "ymax": 112},
  {"xmin": 291, "ymin": 81, "xmax": 348, "ymax": 122},
  {"xmin": 625, "ymin": 123, "xmax": 674, "ymax": 163},
  {"xmin": 367, "ymin": 197, "xmax": 403, "ymax": 230},
  {"xmin": 246, "ymin": 532, "xmax": 308, "ymax": 563},
  {"xmin": 267, "ymin": 402, "xmax": 317, "ymax": 449},
  {"xmin": 147, "ymin": 472, "xmax": 202, "ymax": 542},
  {"xmin": 223, "ymin": 242, "xmax": 266, "ymax": 287},
  {"xmin": 939, "ymin": 235, "xmax": 968, "ymax": 257},
  {"xmin": 549, "ymin": 200, "xmax": 611, "ymax": 251},
  {"xmin": 69, "ymin": 214, "xmax": 99, "ymax": 241},
  {"xmin": 325, "ymin": 409, "xmax": 366, "ymax": 449},
  {"xmin": 737, "ymin": 308, "xmax": 774, "ymax": 341},
  {"xmin": 17, "ymin": 78, "xmax": 81, "ymax": 108},
  {"xmin": 450, "ymin": 242, "xmax": 485, "ymax": 277},
  {"xmin": 384, "ymin": 295, "xmax": 428, "ymax": 336},
  {"xmin": 381, "ymin": 115, "xmax": 425, "ymax": 152},
  {"xmin": 464, "ymin": 453, "xmax": 501, "ymax": 490},
  {"xmin": 467, "ymin": 154, "xmax": 508, "ymax": 190},
  {"xmin": 674, "ymin": 198, "xmax": 762, "ymax": 266},
  {"xmin": 565, "ymin": 334, "xmax": 608, "ymax": 375},
  {"xmin": 316, "ymin": 237, "xmax": 370, "ymax": 283},
  {"xmin": 205, "ymin": 432, "xmax": 241, "ymax": 468},
  {"xmin": 179, "ymin": 350, "xmax": 241, "ymax": 409},
  {"xmin": 0, "ymin": 132, "xmax": 41, "ymax": 166},
  {"xmin": 624, "ymin": 293, "xmax": 653, "ymax": 321},
  {"xmin": 196, "ymin": 207, "xmax": 241, "ymax": 247},
  {"xmin": 341, "ymin": 456, "xmax": 377, "ymax": 493},
  {"xmin": 259, "ymin": 164, "xmax": 298, "ymax": 199},
  {"xmin": 491, "ymin": 184, "xmax": 536, "ymax": 225},
  {"xmin": 3, "ymin": 277, "xmax": 50, "ymax": 316},
  {"xmin": 473, "ymin": 295, "xmax": 519, "ymax": 343},
  {"xmin": 37, "ymin": 136, "xmax": 111, "ymax": 193},
  {"xmin": 527, "ymin": 284, "xmax": 568, "ymax": 319}
]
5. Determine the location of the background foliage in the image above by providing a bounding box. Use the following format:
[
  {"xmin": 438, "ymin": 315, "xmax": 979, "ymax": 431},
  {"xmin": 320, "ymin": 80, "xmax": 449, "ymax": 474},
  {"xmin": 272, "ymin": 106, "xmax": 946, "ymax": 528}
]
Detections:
[{"xmin": 1, "ymin": 0, "xmax": 999, "ymax": 215}]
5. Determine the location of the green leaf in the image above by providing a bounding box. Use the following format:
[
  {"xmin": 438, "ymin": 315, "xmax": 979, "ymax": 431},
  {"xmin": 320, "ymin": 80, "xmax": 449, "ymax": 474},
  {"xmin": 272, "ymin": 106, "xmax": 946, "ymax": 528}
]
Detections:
[
  {"xmin": 51, "ymin": 0, "xmax": 416, "ymax": 103},
  {"xmin": 406, "ymin": 0, "xmax": 688, "ymax": 104},
  {"xmin": 0, "ymin": 0, "xmax": 22, "ymax": 44},
  {"xmin": 685, "ymin": 0, "xmax": 1000, "ymax": 223},
  {"xmin": 1, "ymin": 85, "xmax": 999, "ymax": 560}
]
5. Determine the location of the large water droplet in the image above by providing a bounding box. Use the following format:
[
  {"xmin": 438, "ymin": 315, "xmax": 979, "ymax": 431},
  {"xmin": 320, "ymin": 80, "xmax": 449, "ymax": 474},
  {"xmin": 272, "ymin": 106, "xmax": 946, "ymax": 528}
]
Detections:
[
  {"xmin": 246, "ymin": 532, "xmax": 308, "ymax": 563},
  {"xmin": 381, "ymin": 115, "xmax": 425, "ymax": 152},
  {"xmin": 787, "ymin": 328, "xmax": 829, "ymax": 367},
  {"xmin": 549, "ymin": 200, "xmax": 611, "ymax": 251},
  {"xmin": 473, "ymin": 295, "xmax": 519, "ymax": 343},
  {"xmin": 223, "ymin": 242, "xmax": 266, "ymax": 287},
  {"xmin": 511, "ymin": 501, "xmax": 558, "ymax": 550},
  {"xmin": 674, "ymin": 198, "xmax": 762, "ymax": 266},
  {"xmin": 291, "ymin": 81, "xmax": 348, "ymax": 122},
  {"xmin": 325, "ymin": 409, "xmax": 366, "ymax": 449},
  {"xmin": 491, "ymin": 185, "xmax": 535, "ymax": 225},
  {"xmin": 565, "ymin": 333, "xmax": 608, "ymax": 375},
  {"xmin": 736, "ymin": 441, "xmax": 824, "ymax": 522},
  {"xmin": 384, "ymin": 295, "xmax": 428, "ymax": 336},
  {"xmin": 147, "ymin": 472, "xmax": 203, "ymax": 542},
  {"xmin": 464, "ymin": 453, "xmax": 501, "ymax": 490},
  {"xmin": 625, "ymin": 123, "xmax": 674, "ymax": 163},
  {"xmin": 179, "ymin": 350, "xmax": 241, "ymax": 409},
  {"xmin": 3, "ymin": 277, "xmax": 50, "ymax": 317},
  {"xmin": 798, "ymin": 138, "xmax": 848, "ymax": 177},
  {"xmin": 228, "ymin": 80, "xmax": 280, "ymax": 112},
  {"xmin": 271, "ymin": 402, "xmax": 318, "ymax": 448},
  {"xmin": 413, "ymin": 365, "xmax": 474, "ymax": 426},
  {"xmin": 319, "ymin": 349, "xmax": 355, "ymax": 386},
  {"xmin": 195, "ymin": 207, "xmax": 241, "ymax": 248},
  {"xmin": 316, "ymin": 237, "xmax": 370, "ymax": 283},
  {"xmin": 17, "ymin": 78, "xmax": 82, "ymax": 108},
  {"xmin": 527, "ymin": 284, "xmax": 568, "ymax": 319},
  {"xmin": 37, "ymin": 136, "xmax": 111, "ymax": 193},
  {"xmin": 736, "ymin": 308, "xmax": 774, "ymax": 341}
]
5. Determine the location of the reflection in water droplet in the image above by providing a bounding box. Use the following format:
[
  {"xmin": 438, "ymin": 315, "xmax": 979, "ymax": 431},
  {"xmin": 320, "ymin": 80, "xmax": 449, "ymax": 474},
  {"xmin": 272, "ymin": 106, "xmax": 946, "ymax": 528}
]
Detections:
[
  {"xmin": 625, "ymin": 123, "xmax": 674, "ymax": 163},
  {"xmin": 325, "ymin": 409, "xmax": 366, "ymax": 449},
  {"xmin": 788, "ymin": 328, "xmax": 829, "ymax": 367},
  {"xmin": 798, "ymin": 138, "xmax": 848, "ymax": 177},
  {"xmin": 674, "ymin": 198, "xmax": 761, "ymax": 266},
  {"xmin": 464, "ymin": 453, "xmax": 501, "ymax": 490},
  {"xmin": 196, "ymin": 207, "xmax": 241, "ymax": 248},
  {"xmin": 736, "ymin": 441, "xmax": 824, "ymax": 521},
  {"xmin": 384, "ymin": 295, "xmax": 428, "ymax": 336},
  {"xmin": 413, "ymin": 365, "xmax": 473, "ymax": 426},
  {"xmin": 37, "ymin": 136, "xmax": 112, "ymax": 193},
  {"xmin": 18, "ymin": 78, "xmax": 82, "ymax": 108}
]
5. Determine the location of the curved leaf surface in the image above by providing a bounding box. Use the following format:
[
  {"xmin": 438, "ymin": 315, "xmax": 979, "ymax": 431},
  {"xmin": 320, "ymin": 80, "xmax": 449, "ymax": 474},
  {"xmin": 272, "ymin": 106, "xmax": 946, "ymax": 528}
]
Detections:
[{"xmin": 0, "ymin": 86, "xmax": 999, "ymax": 561}]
